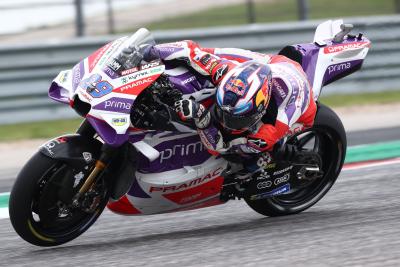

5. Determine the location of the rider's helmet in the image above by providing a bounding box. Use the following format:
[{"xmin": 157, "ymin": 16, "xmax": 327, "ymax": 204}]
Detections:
[{"xmin": 215, "ymin": 60, "xmax": 273, "ymax": 132}]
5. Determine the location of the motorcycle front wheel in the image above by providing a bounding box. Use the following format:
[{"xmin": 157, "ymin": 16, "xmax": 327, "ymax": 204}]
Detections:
[
  {"xmin": 9, "ymin": 152, "xmax": 109, "ymax": 246},
  {"xmin": 245, "ymin": 103, "xmax": 346, "ymax": 217}
]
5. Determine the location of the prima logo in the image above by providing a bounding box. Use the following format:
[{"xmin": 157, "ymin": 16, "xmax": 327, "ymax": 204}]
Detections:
[
  {"xmin": 328, "ymin": 62, "xmax": 351, "ymax": 75},
  {"xmin": 159, "ymin": 142, "xmax": 204, "ymax": 163},
  {"xmin": 104, "ymin": 100, "xmax": 131, "ymax": 110}
]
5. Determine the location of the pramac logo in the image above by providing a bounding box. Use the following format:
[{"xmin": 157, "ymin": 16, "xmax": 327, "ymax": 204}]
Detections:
[{"xmin": 324, "ymin": 42, "xmax": 369, "ymax": 54}]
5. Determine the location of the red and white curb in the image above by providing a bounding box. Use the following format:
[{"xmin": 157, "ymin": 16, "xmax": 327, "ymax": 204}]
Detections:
[{"xmin": 343, "ymin": 157, "xmax": 400, "ymax": 171}]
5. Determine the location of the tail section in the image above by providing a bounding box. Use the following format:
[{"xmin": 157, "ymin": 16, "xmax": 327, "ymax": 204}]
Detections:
[{"xmin": 279, "ymin": 20, "xmax": 371, "ymax": 100}]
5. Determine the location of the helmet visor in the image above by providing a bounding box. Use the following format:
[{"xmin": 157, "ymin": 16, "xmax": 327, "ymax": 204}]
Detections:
[{"xmin": 215, "ymin": 105, "xmax": 262, "ymax": 131}]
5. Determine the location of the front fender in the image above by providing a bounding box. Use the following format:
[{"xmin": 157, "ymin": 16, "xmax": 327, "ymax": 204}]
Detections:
[{"xmin": 39, "ymin": 134, "xmax": 103, "ymax": 168}]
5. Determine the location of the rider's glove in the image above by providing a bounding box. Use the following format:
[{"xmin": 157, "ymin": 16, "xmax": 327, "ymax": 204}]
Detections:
[
  {"xmin": 175, "ymin": 99, "xmax": 198, "ymax": 121},
  {"xmin": 175, "ymin": 99, "xmax": 211, "ymax": 129}
]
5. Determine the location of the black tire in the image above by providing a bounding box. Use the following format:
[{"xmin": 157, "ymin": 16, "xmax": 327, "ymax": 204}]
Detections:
[
  {"xmin": 245, "ymin": 103, "xmax": 346, "ymax": 217},
  {"xmin": 9, "ymin": 152, "xmax": 109, "ymax": 246}
]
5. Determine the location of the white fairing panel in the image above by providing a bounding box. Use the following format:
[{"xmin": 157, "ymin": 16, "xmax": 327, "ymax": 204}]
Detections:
[
  {"xmin": 127, "ymin": 157, "xmax": 228, "ymax": 214},
  {"xmin": 311, "ymin": 20, "xmax": 370, "ymax": 99},
  {"xmin": 313, "ymin": 19, "xmax": 343, "ymax": 43}
]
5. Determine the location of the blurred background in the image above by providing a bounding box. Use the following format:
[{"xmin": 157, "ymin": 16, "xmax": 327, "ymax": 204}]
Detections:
[{"xmin": 0, "ymin": 0, "xmax": 400, "ymax": 129}]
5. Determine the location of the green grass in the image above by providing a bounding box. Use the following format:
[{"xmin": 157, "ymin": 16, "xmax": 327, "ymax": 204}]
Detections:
[
  {"xmin": 319, "ymin": 90, "xmax": 400, "ymax": 107},
  {"xmin": 0, "ymin": 119, "xmax": 82, "ymax": 142},
  {"xmin": 0, "ymin": 91, "xmax": 399, "ymax": 142},
  {"xmin": 143, "ymin": 0, "xmax": 396, "ymax": 31}
]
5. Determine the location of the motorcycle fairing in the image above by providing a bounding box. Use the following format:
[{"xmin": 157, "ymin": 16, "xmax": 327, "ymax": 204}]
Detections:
[
  {"xmin": 279, "ymin": 19, "xmax": 371, "ymax": 100},
  {"xmin": 39, "ymin": 134, "xmax": 102, "ymax": 168},
  {"xmin": 108, "ymin": 155, "xmax": 228, "ymax": 215},
  {"xmin": 49, "ymin": 32, "xmax": 165, "ymax": 146}
]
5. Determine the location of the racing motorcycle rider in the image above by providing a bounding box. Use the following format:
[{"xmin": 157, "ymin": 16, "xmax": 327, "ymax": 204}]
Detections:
[{"xmin": 153, "ymin": 40, "xmax": 317, "ymax": 168}]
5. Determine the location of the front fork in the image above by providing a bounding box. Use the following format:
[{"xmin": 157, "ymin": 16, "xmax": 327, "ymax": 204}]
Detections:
[{"xmin": 72, "ymin": 119, "xmax": 117, "ymax": 207}]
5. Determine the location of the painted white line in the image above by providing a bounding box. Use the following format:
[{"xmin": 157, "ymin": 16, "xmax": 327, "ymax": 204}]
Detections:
[
  {"xmin": 0, "ymin": 192, "xmax": 10, "ymax": 197},
  {"xmin": 0, "ymin": 208, "xmax": 9, "ymax": 220}
]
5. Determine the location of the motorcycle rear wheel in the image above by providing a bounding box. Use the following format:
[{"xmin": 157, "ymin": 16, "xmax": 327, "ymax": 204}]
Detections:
[
  {"xmin": 9, "ymin": 152, "xmax": 109, "ymax": 246},
  {"xmin": 245, "ymin": 103, "xmax": 346, "ymax": 217}
]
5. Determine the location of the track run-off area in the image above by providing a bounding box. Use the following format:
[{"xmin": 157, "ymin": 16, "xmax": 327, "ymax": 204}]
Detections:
[{"xmin": 0, "ymin": 127, "xmax": 399, "ymax": 266}]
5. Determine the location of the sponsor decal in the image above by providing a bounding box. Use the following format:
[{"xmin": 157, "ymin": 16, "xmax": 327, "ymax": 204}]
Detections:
[
  {"xmin": 257, "ymin": 180, "xmax": 272, "ymax": 189},
  {"xmin": 256, "ymin": 153, "xmax": 272, "ymax": 169},
  {"xmin": 272, "ymin": 78, "xmax": 287, "ymax": 99},
  {"xmin": 323, "ymin": 42, "xmax": 369, "ymax": 54},
  {"xmin": 149, "ymin": 167, "xmax": 223, "ymax": 193},
  {"xmin": 58, "ymin": 71, "xmax": 69, "ymax": 84},
  {"xmin": 273, "ymin": 166, "xmax": 293, "ymax": 175},
  {"xmin": 327, "ymin": 62, "xmax": 351, "ymax": 75},
  {"xmin": 112, "ymin": 117, "xmax": 128, "ymax": 126},
  {"xmin": 41, "ymin": 137, "xmax": 67, "ymax": 156},
  {"xmin": 182, "ymin": 76, "xmax": 196, "ymax": 85},
  {"xmin": 274, "ymin": 173, "xmax": 290, "ymax": 185},
  {"xmin": 82, "ymin": 152, "xmax": 93, "ymax": 163},
  {"xmin": 266, "ymin": 163, "xmax": 276, "ymax": 169},
  {"xmin": 103, "ymin": 66, "xmax": 119, "ymax": 79},
  {"xmin": 200, "ymin": 54, "xmax": 211, "ymax": 65},
  {"xmin": 256, "ymin": 173, "xmax": 270, "ymax": 180},
  {"xmin": 105, "ymin": 99, "xmax": 131, "ymax": 110},
  {"xmin": 93, "ymin": 97, "xmax": 132, "ymax": 113},
  {"xmin": 80, "ymin": 91, "xmax": 93, "ymax": 103},
  {"xmin": 208, "ymin": 61, "xmax": 218, "ymax": 72},
  {"xmin": 80, "ymin": 74, "xmax": 113, "ymax": 98},
  {"xmin": 114, "ymin": 76, "xmax": 155, "ymax": 95},
  {"xmin": 73, "ymin": 171, "xmax": 85, "ymax": 188},
  {"xmin": 88, "ymin": 43, "xmax": 113, "ymax": 72},
  {"xmin": 163, "ymin": 176, "xmax": 224, "ymax": 205},
  {"xmin": 107, "ymin": 58, "xmax": 122, "ymax": 72},
  {"xmin": 213, "ymin": 64, "xmax": 228, "ymax": 81},
  {"xmin": 121, "ymin": 67, "xmax": 139, "ymax": 76},
  {"xmin": 119, "ymin": 60, "xmax": 161, "ymax": 77},
  {"xmin": 159, "ymin": 141, "xmax": 204, "ymax": 164},
  {"xmin": 72, "ymin": 61, "xmax": 85, "ymax": 90},
  {"xmin": 158, "ymin": 42, "xmax": 183, "ymax": 48},
  {"xmin": 226, "ymin": 78, "xmax": 246, "ymax": 96},
  {"xmin": 140, "ymin": 60, "xmax": 161, "ymax": 70},
  {"xmin": 250, "ymin": 184, "xmax": 290, "ymax": 200},
  {"xmin": 199, "ymin": 130, "xmax": 215, "ymax": 150}
]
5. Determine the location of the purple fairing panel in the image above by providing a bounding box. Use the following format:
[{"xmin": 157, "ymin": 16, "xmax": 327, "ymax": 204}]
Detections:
[
  {"xmin": 293, "ymin": 43, "xmax": 320, "ymax": 85},
  {"xmin": 87, "ymin": 116, "xmax": 129, "ymax": 147},
  {"xmin": 284, "ymin": 36, "xmax": 370, "ymax": 88},
  {"xmin": 72, "ymin": 61, "xmax": 85, "ymax": 91},
  {"xmin": 155, "ymin": 45, "xmax": 184, "ymax": 59},
  {"xmin": 136, "ymin": 133, "xmax": 212, "ymax": 173},
  {"xmin": 165, "ymin": 63, "xmax": 214, "ymax": 95},
  {"xmin": 48, "ymin": 83, "xmax": 70, "ymax": 104},
  {"xmin": 322, "ymin": 59, "xmax": 363, "ymax": 86}
]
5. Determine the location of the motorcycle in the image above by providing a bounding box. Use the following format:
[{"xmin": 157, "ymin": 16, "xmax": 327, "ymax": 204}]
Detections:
[{"xmin": 9, "ymin": 20, "xmax": 370, "ymax": 246}]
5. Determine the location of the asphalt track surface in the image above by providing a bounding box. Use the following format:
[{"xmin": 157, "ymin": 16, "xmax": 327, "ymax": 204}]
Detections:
[{"xmin": 0, "ymin": 127, "xmax": 400, "ymax": 267}]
